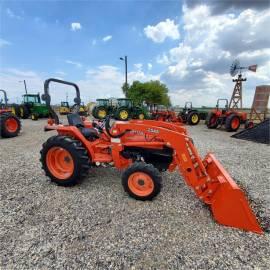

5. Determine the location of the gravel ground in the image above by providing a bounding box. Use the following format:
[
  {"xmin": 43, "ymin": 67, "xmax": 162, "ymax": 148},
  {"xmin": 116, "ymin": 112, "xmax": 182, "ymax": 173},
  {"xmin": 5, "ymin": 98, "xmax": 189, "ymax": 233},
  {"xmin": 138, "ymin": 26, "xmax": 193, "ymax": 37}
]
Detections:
[{"xmin": 0, "ymin": 119, "xmax": 269, "ymax": 269}]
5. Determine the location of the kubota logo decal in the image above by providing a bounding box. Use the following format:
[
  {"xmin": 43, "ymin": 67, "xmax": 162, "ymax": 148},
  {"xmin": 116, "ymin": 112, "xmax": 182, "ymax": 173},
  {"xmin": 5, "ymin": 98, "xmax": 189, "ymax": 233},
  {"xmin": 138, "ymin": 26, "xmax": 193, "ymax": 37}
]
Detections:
[
  {"xmin": 147, "ymin": 128, "xmax": 159, "ymax": 134},
  {"xmin": 181, "ymin": 154, "xmax": 187, "ymax": 162}
]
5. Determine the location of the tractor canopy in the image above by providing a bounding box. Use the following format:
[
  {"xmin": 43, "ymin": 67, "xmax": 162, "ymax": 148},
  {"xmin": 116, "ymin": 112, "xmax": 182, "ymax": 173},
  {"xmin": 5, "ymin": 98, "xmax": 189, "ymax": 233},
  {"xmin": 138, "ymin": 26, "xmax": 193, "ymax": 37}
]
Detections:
[
  {"xmin": 96, "ymin": 99, "xmax": 110, "ymax": 106},
  {"xmin": 117, "ymin": 98, "xmax": 132, "ymax": 108},
  {"xmin": 23, "ymin": 94, "xmax": 41, "ymax": 104}
]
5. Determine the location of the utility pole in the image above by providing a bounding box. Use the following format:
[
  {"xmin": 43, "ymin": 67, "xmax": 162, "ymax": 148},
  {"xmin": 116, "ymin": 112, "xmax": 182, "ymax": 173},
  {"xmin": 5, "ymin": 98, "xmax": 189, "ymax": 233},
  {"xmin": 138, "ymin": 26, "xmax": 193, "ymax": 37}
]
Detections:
[
  {"xmin": 120, "ymin": 56, "xmax": 128, "ymax": 95},
  {"xmin": 19, "ymin": 80, "xmax": 28, "ymax": 94},
  {"xmin": 19, "ymin": 80, "xmax": 28, "ymax": 102},
  {"xmin": 23, "ymin": 80, "xmax": 27, "ymax": 94}
]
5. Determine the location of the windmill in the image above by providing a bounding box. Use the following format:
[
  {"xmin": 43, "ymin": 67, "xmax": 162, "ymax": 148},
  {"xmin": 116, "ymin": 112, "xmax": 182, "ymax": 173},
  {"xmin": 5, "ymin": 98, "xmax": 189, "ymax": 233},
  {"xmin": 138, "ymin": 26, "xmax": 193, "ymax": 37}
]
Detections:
[{"xmin": 229, "ymin": 60, "xmax": 257, "ymax": 109}]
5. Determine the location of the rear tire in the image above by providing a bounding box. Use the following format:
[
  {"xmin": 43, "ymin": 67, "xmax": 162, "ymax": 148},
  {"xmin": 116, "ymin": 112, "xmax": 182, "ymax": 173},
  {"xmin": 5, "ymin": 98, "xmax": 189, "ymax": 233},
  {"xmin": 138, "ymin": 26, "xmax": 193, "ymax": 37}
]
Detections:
[
  {"xmin": 40, "ymin": 136, "xmax": 91, "ymax": 186},
  {"xmin": 187, "ymin": 111, "xmax": 200, "ymax": 125},
  {"xmin": 20, "ymin": 105, "xmax": 30, "ymax": 119},
  {"xmin": 122, "ymin": 162, "xmax": 162, "ymax": 201},
  {"xmin": 225, "ymin": 114, "xmax": 241, "ymax": 132},
  {"xmin": 0, "ymin": 113, "xmax": 21, "ymax": 138},
  {"xmin": 116, "ymin": 107, "xmax": 129, "ymax": 121},
  {"xmin": 95, "ymin": 106, "xmax": 107, "ymax": 119},
  {"xmin": 206, "ymin": 112, "xmax": 219, "ymax": 129},
  {"xmin": 11, "ymin": 104, "xmax": 20, "ymax": 117}
]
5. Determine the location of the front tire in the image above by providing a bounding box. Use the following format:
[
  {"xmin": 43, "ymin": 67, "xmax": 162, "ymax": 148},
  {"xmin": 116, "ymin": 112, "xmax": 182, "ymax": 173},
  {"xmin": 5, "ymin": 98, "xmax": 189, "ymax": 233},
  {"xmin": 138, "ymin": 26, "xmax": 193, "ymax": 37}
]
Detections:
[
  {"xmin": 122, "ymin": 162, "xmax": 162, "ymax": 201},
  {"xmin": 40, "ymin": 136, "xmax": 91, "ymax": 186},
  {"xmin": 225, "ymin": 114, "xmax": 240, "ymax": 132},
  {"xmin": 31, "ymin": 113, "xmax": 39, "ymax": 121}
]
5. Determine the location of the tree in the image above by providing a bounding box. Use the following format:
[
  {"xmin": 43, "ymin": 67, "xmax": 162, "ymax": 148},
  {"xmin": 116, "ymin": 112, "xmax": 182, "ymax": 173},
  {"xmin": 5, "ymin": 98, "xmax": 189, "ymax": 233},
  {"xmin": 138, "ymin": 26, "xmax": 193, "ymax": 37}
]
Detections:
[{"xmin": 122, "ymin": 80, "xmax": 171, "ymax": 106}]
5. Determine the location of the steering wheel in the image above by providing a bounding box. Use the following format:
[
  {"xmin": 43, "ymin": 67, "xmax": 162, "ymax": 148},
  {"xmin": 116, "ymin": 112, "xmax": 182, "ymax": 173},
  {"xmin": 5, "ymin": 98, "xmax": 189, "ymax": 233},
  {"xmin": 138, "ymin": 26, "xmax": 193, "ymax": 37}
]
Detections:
[{"xmin": 105, "ymin": 115, "xmax": 129, "ymax": 138}]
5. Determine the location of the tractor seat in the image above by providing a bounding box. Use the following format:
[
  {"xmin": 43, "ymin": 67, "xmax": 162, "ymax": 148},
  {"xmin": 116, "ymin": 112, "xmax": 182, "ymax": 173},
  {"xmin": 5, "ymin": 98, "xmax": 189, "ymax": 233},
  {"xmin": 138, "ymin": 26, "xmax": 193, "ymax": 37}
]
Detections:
[{"xmin": 67, "ymin": 113, "xmax": 99, "ymax": 140}]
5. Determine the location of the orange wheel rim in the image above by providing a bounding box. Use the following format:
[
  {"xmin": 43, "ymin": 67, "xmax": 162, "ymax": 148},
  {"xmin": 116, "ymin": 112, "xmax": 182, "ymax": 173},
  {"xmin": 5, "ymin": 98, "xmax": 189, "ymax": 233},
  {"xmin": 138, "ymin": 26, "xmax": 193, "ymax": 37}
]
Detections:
[
  {"xmin": 5, "ymin": 118, "xmax": 18, "ymax": 132},
  {"xmin": 128, "ymin": 172, "xmax": 154, "ymax": 197},
  {"xmin": 231, "ymin": 118, "xmax": 240, "ymax": 129},
  {"xmin": 46, "ymin": 147, "xmax": 74, "ymax": 179}
]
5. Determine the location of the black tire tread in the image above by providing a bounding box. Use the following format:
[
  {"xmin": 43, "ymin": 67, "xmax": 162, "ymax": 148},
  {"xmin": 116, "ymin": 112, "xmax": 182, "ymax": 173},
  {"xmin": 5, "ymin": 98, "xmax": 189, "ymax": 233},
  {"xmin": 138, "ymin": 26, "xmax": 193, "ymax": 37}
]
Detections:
[
  {"xmin": 116, "ymin": 107, "xmax": 129, "ymax": 121},
  {"xmin": 187, "ymin": 111, "xmax": 200, "ymax": 125},
  {"xmin": 225, "ymin": 114, "xmax": 240, "ymax": 132},
  {"xmin": 206, "ymin": 112, "xmax": 219, "ymax": 129},
  {"xmin": 0, "ymin": 113, "xmax": 21, "ymax": 138},
  {"xmin": 40, "ymin": 135, "xmax": 91, "ymax": 186},
  {"xmin": 95, "ymin": 106, "xmax": 107, "ymax": 119},
  {"xmin": 122, "ymin": 162, "xmax": 162, "ymax": 201}
]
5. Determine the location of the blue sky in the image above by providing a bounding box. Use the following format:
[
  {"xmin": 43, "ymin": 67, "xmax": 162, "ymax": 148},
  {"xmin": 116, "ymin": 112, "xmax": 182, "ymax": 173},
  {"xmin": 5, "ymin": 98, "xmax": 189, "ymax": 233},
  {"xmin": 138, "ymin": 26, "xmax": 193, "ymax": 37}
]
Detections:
[
  {"xmin": 1, "ymin": 1, "xmax": 181, "ymax": 77},
  {"xmin": 1, "ymin": 0, "xmax": 270, "ymax": 106}
]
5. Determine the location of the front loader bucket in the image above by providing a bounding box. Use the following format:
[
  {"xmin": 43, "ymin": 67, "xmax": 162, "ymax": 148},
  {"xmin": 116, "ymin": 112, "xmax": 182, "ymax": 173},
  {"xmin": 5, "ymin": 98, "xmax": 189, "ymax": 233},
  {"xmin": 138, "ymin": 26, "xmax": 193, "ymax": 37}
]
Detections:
[{"xmin": 203, "ymin": 153, "xmax": 263, "ymax": 234}]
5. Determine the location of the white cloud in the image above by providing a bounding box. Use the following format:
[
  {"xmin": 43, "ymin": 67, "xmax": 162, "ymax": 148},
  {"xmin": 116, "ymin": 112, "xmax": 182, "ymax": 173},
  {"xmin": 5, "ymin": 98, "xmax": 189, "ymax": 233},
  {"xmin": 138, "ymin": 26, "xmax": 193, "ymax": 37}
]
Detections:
[
  {"xmin": 6, "ymin": 8, "xmax": 22, "ymax": 19},
  {"xmin": 158, "ymin": 5, "xmax": 270, "ymax": 107},
  {"xmin": 156, "ymin": 54, "xmax": 170, "ymax": 65},
  {"xmin": 148, "ymin": 63, "xmax": 153, "ymax": 70},
  {"xmin": 134, "ymin": 63, "xmax": 143, "ymax": 70},
  {"xmin": 0, "ymin": 66, "xmax": 159, "ymax": 104},
  {"xmin": 0, "ymin": 38, "xmax": 11, "ymax": 48},
  {"xmin": 65, "ymin": 60, "xmax": 82, "ymax": 68},
  {"xmin": 0, "ymin": 69, "xmax": 43, "ymax": 103},
  {"xmin": 55, "ymin": 71, "xmax": 67, "ymax": 77},
  {"xmin": 70, "ymin": 22, "xmax": 82, "ymax": 31},
  {"xmin": 102, "ymin": 35, "xmax": 112, "ymax": 42},
  {"xmin": 144, "ymin": 19, "xmax": 180, "ymax": 43}
]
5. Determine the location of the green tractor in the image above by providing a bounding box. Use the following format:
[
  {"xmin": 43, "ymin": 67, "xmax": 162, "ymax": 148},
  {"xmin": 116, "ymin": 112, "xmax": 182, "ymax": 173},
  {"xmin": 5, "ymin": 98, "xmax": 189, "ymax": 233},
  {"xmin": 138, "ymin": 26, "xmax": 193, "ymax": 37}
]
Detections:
[
  {"xmin": 178, "ymin": 102, "xmax": 201, "ymax": 125},
  {"xmin": 14, "ymin": 93, "xmax": 50, "ymax": 120},
  {"xmin": 92, "ymin": 99, "xmax": 114, "ymax": 119},
  {"xmin": 114, "ymin": 98, "xmax": 147, "ymax": 121}
]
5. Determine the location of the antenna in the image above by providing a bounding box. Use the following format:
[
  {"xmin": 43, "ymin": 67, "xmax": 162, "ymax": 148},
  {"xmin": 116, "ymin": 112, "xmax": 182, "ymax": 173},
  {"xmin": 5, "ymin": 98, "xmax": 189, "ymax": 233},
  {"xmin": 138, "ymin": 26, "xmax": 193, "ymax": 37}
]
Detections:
[{"xmin": 229, "ymin": 60, "xmax": 257, "ymax": 109}]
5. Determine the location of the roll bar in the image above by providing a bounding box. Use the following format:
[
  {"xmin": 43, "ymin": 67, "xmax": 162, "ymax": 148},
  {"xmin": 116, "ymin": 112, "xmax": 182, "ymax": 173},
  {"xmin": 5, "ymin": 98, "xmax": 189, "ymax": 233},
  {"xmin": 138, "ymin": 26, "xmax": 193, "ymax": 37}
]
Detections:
[
  {"xmin": 184, "ymin": 102, "xmax": 192, "ymax": 109},
  {"xmin": 216, "ymin": 99, "xmax": 228, "ymax": 109},
  {"xmin": 42, "ymin": 78, "xmax": 81, "ymax": 124},
  {"xmin": 0, "ymin": 89, "xmax": 8, "ymax": 107}
]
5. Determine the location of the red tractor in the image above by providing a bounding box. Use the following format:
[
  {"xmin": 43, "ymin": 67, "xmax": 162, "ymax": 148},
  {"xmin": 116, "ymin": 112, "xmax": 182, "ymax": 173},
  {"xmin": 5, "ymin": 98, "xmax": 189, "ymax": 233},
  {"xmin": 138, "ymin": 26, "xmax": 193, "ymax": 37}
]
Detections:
[
  {"xmin": 206, "ymin": 99, "xmax": 248, "ymax": 132},
  {"xmin": 0, "ymin": 89, "xmax": 21, "ymax": 138},
  {"xmin": 150, "ymin": 104, "xmax": 183, "ymax": 124},
  {"xmin": 39, "ymin": 78, "xmax": 262, "ymax": 234}
]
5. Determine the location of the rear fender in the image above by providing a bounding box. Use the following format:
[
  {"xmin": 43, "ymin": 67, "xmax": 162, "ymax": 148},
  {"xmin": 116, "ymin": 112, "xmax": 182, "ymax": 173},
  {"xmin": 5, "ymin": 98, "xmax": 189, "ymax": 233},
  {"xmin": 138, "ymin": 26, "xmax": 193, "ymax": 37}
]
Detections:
[{"xmin": 44, "ymin": 125, "xmax": 95, "ymax": 158}]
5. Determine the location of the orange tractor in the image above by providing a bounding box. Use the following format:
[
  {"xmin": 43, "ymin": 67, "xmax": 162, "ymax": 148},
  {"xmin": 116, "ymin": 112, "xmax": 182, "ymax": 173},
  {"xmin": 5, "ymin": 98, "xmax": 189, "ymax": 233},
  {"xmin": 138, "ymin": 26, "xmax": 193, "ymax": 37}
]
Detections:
[
  {"xmin": 150, "ymin": 104, "xmax": 183, "ymax": 124},
  {"xmin": 0, "ymin": 89, "xmax": 21, "ymax": 138},
  {"xmin": 40, "ymin": 78, "xmax": 262, "ymax": 234},
  {"xmin": 206, "ymin": 99, "xmax": 248, "ymax": 132}
]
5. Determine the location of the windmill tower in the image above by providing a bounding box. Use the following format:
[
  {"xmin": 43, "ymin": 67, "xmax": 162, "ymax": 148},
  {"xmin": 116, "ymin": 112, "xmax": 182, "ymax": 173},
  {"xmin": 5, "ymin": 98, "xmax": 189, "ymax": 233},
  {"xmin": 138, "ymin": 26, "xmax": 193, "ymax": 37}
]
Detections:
[{"xmin": 229, "ymin": 60, "xmax": 257, "ymax": 109}]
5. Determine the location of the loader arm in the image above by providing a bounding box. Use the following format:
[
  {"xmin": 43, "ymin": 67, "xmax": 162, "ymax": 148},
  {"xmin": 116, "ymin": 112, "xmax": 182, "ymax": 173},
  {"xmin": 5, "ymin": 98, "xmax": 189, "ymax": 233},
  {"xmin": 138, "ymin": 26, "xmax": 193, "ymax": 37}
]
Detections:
[{"xmin": 113, "ymin": 121, "xmax": 263, "ymax": 234}]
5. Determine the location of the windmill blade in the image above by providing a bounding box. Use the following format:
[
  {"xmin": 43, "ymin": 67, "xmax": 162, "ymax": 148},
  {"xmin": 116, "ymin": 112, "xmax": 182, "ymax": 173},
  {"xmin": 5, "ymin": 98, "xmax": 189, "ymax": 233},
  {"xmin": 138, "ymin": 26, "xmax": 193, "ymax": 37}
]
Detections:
[
  {"xmin": 248, "ymin": 65, "xmax": 257, "ymax": 72},
  {"xmin": 230, "ymin": 59, "xmax": 240, "ymax": 77}
]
